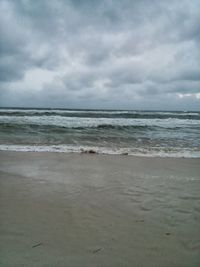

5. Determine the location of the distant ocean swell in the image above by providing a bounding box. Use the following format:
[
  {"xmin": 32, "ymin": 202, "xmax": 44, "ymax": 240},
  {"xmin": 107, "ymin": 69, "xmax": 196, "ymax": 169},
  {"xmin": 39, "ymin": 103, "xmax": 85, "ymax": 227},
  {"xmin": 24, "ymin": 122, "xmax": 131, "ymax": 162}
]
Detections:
[
  {"xmin": 0, "ymin": 109, "xmax": 199, "ymax": 120},
  {"xmin": 0, "ymin": 109, "xmax": 199, "ymax": 158}
]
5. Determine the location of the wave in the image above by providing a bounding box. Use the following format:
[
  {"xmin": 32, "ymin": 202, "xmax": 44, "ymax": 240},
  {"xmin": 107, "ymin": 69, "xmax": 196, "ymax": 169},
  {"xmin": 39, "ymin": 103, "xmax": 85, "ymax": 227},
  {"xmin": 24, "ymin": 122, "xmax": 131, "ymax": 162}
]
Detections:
[
  {"xmin": 0, "ymin": 109, "xmax": 199, "ymax": 120},
  {"xmin": 0, "ymin": 144, "xmax": 199, "ymax": 158},
  {"xmin": 0, "ymin": 114, "xmax": 199, "ymax": 130},
  {"xmin": 1, "ymin": 122, "xmax": 197, "ymax": 134}
]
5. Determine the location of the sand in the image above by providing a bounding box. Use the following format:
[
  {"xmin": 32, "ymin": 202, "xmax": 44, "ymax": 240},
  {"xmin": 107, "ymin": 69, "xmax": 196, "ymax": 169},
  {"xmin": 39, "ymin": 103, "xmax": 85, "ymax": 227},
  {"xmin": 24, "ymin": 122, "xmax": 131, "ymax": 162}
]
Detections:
[{"xmin": 0, "ymin": 151, "xmax": 200, "ymax": 267}]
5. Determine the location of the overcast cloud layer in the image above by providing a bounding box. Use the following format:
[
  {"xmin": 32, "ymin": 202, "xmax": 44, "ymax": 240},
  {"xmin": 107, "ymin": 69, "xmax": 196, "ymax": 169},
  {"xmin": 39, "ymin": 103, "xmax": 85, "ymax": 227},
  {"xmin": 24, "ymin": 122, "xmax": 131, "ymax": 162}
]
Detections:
[{"xmin": 0, "ymin": 0, "xmax": 200, "ymax": 110}]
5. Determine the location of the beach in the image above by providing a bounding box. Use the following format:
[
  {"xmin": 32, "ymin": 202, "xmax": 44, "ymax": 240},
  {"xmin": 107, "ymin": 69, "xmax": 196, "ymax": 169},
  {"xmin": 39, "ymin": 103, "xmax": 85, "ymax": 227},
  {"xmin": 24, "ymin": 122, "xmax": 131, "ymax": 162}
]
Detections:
[{"xmin": 0, "ymin": 151, "xmax": 200, "ymax": 267}]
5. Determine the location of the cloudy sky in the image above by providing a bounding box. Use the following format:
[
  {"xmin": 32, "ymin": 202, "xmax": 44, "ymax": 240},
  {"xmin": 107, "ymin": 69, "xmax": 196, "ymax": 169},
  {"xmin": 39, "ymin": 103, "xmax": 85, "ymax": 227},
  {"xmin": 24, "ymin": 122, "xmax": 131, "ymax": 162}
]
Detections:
[{"xmin": 0, "ymin": 0, "xmax": 200, "ymax": 110}]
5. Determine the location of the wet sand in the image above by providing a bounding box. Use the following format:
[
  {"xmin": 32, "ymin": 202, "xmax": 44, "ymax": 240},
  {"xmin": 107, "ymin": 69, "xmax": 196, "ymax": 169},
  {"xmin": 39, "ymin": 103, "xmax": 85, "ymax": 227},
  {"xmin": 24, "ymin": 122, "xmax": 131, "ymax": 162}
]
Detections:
[{"xmin": 0, "ymin": 151, "xmax": 200, "ymax": 267}]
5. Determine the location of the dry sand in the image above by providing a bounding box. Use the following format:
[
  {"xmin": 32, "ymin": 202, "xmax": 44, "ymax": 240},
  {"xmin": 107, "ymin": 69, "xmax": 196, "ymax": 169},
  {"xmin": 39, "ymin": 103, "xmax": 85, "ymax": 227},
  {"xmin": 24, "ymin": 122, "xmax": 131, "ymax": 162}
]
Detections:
[{"xmin": 0, "ymin": 151, "xmax": 200, "ymax": 267}]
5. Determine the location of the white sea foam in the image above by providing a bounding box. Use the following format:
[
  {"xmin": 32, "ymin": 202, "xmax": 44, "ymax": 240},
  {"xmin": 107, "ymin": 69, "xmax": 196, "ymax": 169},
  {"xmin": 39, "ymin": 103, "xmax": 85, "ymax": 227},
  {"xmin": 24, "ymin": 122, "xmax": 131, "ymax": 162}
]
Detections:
[
  {"xmin": 0, "ymin": 144, "xmax": 199, "ymax": 158},
  {"xmin": 0, "ymin": 115, "xmax": 199, "ymax": 129}
]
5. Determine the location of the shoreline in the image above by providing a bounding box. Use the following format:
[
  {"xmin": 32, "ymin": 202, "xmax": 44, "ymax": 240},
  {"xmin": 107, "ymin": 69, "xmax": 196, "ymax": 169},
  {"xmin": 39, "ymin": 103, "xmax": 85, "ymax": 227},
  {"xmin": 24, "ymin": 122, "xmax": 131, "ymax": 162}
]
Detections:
[
  {"xmin": 0, "ymin": 145, "xmax": 199, "ymax": 158},
  {"xmin": 0, "ymin": 151, "xmax": 200, "ymax": 266}
]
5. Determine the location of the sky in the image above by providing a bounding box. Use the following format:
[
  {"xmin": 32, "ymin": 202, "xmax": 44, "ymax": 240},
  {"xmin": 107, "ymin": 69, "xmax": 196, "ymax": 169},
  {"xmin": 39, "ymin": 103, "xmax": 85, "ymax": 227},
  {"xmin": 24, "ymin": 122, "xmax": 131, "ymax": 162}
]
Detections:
[{"xmin": 0, "ymin": 0, "xmax": 200, "ymax": 110}]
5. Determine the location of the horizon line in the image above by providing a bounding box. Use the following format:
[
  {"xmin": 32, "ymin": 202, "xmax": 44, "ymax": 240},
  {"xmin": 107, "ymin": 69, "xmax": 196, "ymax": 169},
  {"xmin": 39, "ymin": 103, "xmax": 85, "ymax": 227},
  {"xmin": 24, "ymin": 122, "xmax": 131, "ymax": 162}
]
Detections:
[{"xmin": 0, "ymin": 106, "xmax": 199, "ymax": 112}]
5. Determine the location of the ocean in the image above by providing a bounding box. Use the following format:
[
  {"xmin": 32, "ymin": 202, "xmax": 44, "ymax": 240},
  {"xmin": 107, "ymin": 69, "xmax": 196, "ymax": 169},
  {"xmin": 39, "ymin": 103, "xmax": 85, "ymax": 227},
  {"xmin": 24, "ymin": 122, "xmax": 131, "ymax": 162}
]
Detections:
[{"xmin": 0, "ymin": 108, "xmax": 199, "ymax": 158}]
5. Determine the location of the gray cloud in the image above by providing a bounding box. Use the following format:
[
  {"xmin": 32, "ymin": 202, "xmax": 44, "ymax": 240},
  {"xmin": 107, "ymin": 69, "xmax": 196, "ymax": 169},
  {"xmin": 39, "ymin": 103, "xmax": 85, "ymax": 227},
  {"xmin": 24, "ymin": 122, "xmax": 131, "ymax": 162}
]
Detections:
[{"xmin": 0, "ymin": 0, "xmax": 200, "ymax": 110}]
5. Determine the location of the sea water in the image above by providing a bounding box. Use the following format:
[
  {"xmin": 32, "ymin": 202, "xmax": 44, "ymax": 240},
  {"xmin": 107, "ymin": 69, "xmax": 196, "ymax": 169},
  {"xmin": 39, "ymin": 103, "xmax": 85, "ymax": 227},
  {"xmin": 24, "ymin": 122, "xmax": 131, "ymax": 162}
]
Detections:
[{"xmin": 0, "ymin": 108, "xmax": 199, "ymax": 157}]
